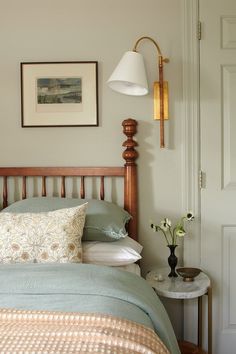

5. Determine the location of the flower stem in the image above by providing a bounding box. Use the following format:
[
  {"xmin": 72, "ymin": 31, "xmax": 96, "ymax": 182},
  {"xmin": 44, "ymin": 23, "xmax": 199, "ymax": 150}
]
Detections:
[
  {"xmin": 161, "ymin": 229, "xmax": 170, "ymax": 246},
  {"xmin": 172, "ymin": 227, "xmax": 176, "ymax": 245},
  {"xmin": 169, "ymin": 228, "xmax": 175, "ymax": 245}
]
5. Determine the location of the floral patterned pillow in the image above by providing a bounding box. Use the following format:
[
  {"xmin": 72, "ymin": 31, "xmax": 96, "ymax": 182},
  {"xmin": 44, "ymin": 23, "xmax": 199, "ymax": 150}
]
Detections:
[{"xmin": 0, "ymin": 204, "xmax": 87, "ymax": 264}]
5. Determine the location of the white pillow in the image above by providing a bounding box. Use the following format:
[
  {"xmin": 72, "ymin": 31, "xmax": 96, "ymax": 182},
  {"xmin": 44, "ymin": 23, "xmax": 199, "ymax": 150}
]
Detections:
[
  {"xmin": 82, "ymin": 236, "xmax": 143, "ymax": 266},
  {"xmin": 116, "ymin": 263, "xmax": 141, "ymax": 276}
]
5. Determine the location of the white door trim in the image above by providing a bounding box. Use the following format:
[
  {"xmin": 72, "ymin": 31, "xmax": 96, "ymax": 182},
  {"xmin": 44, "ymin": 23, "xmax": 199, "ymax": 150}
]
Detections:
[
  {"xmin": 181, "ymin": 0, "xmax": 200, "ymax": 268},
  {"xmin": 181, "ymin": 0, "xmax": 201, "ymax": 343}
]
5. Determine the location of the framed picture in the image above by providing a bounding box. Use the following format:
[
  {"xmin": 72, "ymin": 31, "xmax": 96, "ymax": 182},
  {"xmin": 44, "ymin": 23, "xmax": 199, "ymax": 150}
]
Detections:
[{"xmin": 21, "ymin": 61, "xmax": 98, "ymax": 127}]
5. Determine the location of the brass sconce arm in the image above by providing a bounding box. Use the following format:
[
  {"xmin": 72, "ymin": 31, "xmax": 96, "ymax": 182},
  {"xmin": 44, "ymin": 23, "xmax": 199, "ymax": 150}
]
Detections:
[
  {"xmin": 133, "ymin": 36, "xmax": 169, "ymax": 63},
  {"xmin": 133, "ymin": 36, "xmax": 169, "ymax": 148}
]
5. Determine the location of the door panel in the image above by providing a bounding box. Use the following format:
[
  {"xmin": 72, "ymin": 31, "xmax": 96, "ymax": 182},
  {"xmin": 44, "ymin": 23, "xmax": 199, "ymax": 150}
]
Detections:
[
  {"xmin": 223, "ymin": 65, "xmax": 236, "ymax": 189},
  {"xmin": 200, "ymin": 1, "xmax": 236, "ymax": 353}
]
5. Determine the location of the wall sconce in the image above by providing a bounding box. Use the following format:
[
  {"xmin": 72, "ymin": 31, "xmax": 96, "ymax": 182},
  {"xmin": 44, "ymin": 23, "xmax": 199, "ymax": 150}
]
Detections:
[{"xmin": 107, "ymin": 36, "xmax": 169, "ymax": 148}]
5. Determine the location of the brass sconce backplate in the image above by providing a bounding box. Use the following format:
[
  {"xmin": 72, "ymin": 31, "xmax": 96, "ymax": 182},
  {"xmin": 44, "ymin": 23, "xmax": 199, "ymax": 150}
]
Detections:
[{"xmin": 153, "ymin": 81, "xmax": 169, "ymax": 120}]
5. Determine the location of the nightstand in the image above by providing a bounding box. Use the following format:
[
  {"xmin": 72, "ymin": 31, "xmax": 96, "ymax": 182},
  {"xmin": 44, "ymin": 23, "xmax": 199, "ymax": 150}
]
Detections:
[{"xmin": 146, "ymin": 267, "xmax": 212, "ymax": 354}]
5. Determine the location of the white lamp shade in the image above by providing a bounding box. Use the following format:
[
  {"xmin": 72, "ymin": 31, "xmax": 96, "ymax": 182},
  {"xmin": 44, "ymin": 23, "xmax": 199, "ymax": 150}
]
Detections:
[{"xmin": 107, "ymin": 51, "xmax": 148, "ymax": 96}]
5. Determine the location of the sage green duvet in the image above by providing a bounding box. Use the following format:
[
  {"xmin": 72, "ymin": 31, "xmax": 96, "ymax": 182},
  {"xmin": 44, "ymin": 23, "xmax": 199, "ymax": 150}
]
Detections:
[{"xmin": 0, "ymin": 263, "xmax": 180, "ymax": 354}]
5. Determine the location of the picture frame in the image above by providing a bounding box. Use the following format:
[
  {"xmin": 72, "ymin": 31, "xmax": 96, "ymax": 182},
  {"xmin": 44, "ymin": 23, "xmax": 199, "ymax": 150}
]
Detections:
[{"xmin": 21, "ymin": 61, "xmax": 98, "ymax": 127}]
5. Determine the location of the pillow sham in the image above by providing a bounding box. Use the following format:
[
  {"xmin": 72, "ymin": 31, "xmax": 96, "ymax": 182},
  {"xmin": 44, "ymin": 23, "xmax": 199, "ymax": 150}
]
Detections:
[
  {"xmin": 0, "ymin": 204, "xmax": 87, "ymax": 264},
  {"xmin": 3, "ymin": 197, "xmax": 131, "ymax": 242},
  {"xmin": 116, "ymin": 263, "xmax": 141, "ymax": 276},
  {"xmin": 82, "ymin": 236, "xmax": 143, "ymax": 266}
]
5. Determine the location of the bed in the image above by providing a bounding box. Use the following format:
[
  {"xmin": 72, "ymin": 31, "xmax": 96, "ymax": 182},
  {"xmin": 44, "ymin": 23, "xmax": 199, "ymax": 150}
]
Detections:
[{"xmin": 0, "ymin": 119, "xmax": 180, "ymax": 353}]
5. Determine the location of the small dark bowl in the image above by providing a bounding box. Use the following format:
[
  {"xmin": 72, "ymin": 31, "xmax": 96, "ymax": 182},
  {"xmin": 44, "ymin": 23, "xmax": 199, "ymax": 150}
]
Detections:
[{"xmin": 176, "ymin": 267, "xmax": 201, "ymax": 282}]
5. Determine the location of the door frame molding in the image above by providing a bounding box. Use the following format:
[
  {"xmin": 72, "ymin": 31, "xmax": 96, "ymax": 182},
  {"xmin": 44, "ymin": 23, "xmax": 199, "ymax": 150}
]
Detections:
[
  {"xmin": 182, "ymin": 0, "xmax": 200, "ymax": 267},
  {"xmin": 181, "ymin": 0, "xmax": 201, "ymax": 343}
]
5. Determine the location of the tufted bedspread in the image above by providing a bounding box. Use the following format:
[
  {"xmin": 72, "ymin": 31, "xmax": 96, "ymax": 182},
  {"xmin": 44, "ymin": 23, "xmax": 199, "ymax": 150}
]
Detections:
[{"xmin": 0, "ymin": 308, "xmax": 170, "ymax": 354}]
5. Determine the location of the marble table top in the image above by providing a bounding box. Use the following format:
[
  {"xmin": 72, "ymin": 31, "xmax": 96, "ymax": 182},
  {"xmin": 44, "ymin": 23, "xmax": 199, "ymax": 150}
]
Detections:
[{"xmin": 146, "ymin": 267, "xmax": 211, "ymax": 299}]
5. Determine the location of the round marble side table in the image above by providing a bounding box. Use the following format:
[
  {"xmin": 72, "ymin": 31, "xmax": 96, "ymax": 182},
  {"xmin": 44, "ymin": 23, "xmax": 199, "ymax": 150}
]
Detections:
[{"xmin": 146, "ymin": 267, "xmax": 212, "ymax": 354}]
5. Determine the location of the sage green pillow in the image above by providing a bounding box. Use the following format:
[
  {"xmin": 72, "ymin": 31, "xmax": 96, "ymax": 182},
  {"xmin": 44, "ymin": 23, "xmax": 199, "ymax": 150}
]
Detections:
[{"xmin": 3, "ymin": 197, "xmax": 131, "ymax": 242}]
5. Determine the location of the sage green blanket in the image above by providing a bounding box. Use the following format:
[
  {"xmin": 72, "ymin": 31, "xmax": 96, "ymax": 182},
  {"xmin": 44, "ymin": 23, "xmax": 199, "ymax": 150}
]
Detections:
[{"xmin": 0, "ymin": 263, "xmax": 180, "ymax": 354}]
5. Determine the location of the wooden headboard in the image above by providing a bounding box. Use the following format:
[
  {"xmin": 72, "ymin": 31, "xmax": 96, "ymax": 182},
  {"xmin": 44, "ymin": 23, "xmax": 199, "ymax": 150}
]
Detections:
[{"xmin": 0, "ymin": 119, "xmax": 138, "ymax": 240}]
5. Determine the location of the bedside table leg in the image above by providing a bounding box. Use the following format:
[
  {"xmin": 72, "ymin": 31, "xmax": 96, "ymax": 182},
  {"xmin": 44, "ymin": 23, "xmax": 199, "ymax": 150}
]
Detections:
[
  {"xmin": 198, "ymin": 295, "xmax": 203, "ymax": 347},
  {"xmin": 208, "ymin": 286, "xmax": 212, "ymax": 354}
]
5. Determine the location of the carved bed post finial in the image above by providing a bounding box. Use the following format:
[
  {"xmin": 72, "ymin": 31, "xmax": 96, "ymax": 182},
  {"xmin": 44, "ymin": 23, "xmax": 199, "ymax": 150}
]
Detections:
[
  {"xmin": 122, "ymin": 119, "xmax": 138, "ymax": 240},
  {"xmin": 122, "ymin": 119, "xmax": 138, "ymax": 164}
]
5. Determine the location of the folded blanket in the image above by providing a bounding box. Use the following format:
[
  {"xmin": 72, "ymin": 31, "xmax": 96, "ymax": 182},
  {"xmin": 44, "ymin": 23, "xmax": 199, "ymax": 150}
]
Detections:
[{"xmin": 0, "ymin": 308, "xmax": 170, "ymax": 354}]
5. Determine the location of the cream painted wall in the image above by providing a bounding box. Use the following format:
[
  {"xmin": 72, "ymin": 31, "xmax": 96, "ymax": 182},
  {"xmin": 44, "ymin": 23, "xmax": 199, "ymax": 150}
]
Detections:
[{"xmin": 0, "ymin": 0, "xmax": 183, "ymax": 338}]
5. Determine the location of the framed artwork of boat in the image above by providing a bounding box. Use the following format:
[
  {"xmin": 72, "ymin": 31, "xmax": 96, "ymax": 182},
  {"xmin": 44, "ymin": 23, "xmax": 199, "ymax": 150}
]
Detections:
[{"xmin": 21, "ymin": 62, "xmax": 98, "ymax": 127}]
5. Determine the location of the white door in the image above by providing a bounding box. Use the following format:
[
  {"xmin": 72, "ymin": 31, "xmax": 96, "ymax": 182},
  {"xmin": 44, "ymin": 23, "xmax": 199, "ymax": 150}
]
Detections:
[{"xmin": 200, "ymin": 0, "xmax": 236, "ymax": 353}]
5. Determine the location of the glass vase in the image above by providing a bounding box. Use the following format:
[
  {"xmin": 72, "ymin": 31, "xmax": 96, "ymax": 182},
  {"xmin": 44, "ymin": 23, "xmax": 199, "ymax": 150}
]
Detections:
[{"xmin": 167, "ymin": 245, "xmax": 178, "ymax": 277}]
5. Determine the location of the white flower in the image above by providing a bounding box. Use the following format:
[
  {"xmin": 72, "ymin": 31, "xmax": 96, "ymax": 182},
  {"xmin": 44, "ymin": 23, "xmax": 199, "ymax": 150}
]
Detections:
[
  {"xmin": 150, "ymin": 212, "xmax": 194, "ymax": 246},
  {"xmin": 160, "ymin": 218, "xmax": 171, "ymax": 232},
  {"xmin": 186, "ymin": 212, "xmax": 194, "ymax": 221},
  {"xmin": 176, "ymin": 229, "xmax": 186, "ymax": 237},
  {"xmin": 160, "ymin": 222, "xmax": 168, "ymax": 232},
  {"xmin": 165, "ymin": 218, "xmax": 171, "ymax": 227}
]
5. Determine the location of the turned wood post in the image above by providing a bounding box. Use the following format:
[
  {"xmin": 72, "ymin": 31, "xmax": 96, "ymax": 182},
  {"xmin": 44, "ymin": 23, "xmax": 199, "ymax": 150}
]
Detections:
[
  {"xmin": 3, "ymin": 176, "xmax": 8, "ymax": 208},
  {"xmin": 122, "ymin": 118, "xmax": 138, "ymax": 240}
]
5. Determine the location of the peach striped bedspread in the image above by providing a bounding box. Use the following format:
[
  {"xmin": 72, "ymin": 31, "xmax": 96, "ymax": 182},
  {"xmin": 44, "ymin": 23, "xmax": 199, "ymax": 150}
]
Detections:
[{"xmin": 0, "ymin": 308, "xmax": 170, "ymax": 354}]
